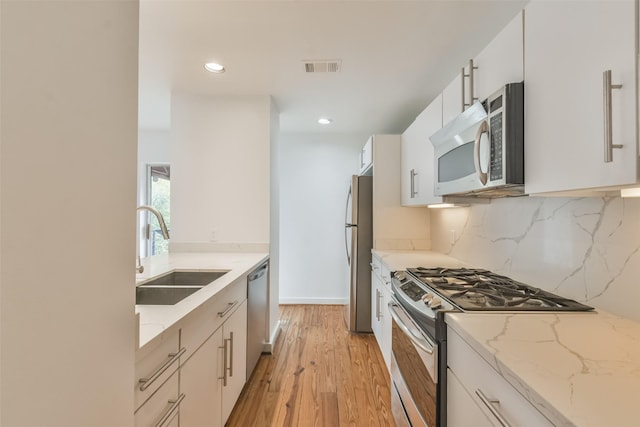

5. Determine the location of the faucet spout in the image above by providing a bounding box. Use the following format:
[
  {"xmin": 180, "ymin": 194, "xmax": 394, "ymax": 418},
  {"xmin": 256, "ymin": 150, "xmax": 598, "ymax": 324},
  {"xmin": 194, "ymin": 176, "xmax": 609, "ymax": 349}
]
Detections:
[{"xmin": 137, "ymin": 205, "xmax": 170, "ymax": 239}]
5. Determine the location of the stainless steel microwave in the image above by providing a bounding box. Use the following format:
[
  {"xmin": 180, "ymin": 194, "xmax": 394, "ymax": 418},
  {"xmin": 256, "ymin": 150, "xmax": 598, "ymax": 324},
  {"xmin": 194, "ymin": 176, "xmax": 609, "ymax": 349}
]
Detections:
[{"xmin": 430, "ymin": 82, "xmax": 524, "ymax": 197}]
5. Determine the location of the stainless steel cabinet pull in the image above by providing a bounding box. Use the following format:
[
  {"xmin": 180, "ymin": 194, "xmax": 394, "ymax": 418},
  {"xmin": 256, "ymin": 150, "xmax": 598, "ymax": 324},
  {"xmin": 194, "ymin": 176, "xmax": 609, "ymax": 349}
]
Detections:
[
  {"xmin": 220, "ymin": 337, "xmax": 230, "ymax": 386},
  {"xmin": 475, "ymin": 389, "xmax": 511, "ymax": 427},
  {"xmin": 603, "ymin": 69, "xmax": 623, "ymax": 162},
  {"xmin": 220, "ymin": 332, "xmax": 234, "ymax": 386},
  {"xmin": 410, "ymin": 169, "xmax": 418, "ymax": 198},
  {"xmin": 462, "ymin": 59, "xmax": 479, "ymax": 110},
  {"xmin": 377, "ymin": 290, "xmax": 383, "ymax": 320},
  {"xmin": 217, "ymin": 300, "xmax": 238, "ymax": 318},
  {"xmin": 228, "ymin": 331, "xmax": 234, "ymax": 378},
  {"xmin": 155, "ymin": 394, "xmax": 185, "ymax": 427},
  {"xmin": 375, "ymin": 289, "xmax": 381, "ymax": 321},
  {"xmin": 138, "ymin": 347, "xmax": 186, "ymax": 391}
]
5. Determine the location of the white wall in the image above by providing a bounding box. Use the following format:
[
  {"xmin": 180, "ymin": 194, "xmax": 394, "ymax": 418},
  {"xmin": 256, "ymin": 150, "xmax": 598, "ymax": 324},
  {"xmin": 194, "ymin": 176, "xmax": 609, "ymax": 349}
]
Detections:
[
  {"xmin": 430, "ymin": 196, "xmax": 640, "ymax": 322},
  {"xmin": 170, "ymin": 93, "xmax": 271, "ymax": 249},
  {"xmin": 268, "ymin": 99, "xmax": 281, "ymax": 344},
  {"xmin": 279, "ymin": 133, "xmax": 366, "ymax": 304},
  {"xmin": 1, "ymin": 1, "xmax": 138, "ymax": 425}
]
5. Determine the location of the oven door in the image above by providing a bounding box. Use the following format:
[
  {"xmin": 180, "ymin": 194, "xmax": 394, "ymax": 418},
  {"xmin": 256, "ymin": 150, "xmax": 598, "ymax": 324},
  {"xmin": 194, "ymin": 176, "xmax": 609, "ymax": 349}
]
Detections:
[{"xmin": 388, "ymin": 298, "xmax": 438, "ymax": 427}]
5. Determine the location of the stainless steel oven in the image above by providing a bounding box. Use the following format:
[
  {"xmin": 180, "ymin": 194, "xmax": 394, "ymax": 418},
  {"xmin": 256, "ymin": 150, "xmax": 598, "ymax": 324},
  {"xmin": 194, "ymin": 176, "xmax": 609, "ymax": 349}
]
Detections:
[
  {"xmin": 389, "ymin": 267, "xmax": 594, "ymax": 427},
  {"xmin": 388, "ymin": 296, "xmax": 440, "ymax": 427}
]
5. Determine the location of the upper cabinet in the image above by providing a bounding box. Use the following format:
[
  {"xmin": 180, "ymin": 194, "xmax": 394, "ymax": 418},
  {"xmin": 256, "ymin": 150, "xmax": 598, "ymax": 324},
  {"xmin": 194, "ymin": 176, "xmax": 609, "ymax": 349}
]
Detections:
[
  {"xmin": 401, "ymin": 94, "xmax": 443, "ymax": 206},
  {"xmin": 474, "ymin": 11, "xmax": 524, "ymax": 101},
  {"xmin": 441, "ymin": 11, "xmax": 524, "ymax": 128},
  {"xmin": 359, "ymin": 137, "xmax": 374, "ymax": 175},
  {"xmin": 524, "ymin": 0, "xmax": 638, "ymax": 194}
]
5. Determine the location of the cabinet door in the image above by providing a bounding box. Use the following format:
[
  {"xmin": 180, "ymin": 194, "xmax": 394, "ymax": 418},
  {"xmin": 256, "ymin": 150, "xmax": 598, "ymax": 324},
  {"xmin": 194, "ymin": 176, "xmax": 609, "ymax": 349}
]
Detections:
[
  {"xmin": 180, "ymin": 328, "xmax": 224, "ymax": 427},
  {"xmin": 447, "ymin": 368, "xmax": 493, "ymax": 427},
  {"xmin": 524, "ymin": 0, "xmax": 637, "ymax": 194},
  {"xmin": 401, "ymin": 94, "xmax": 443, "ymax": 206},
  {"xmin": 474, "ymin": 11, "xmax": 523, "ymax": 101},
  {"xmin": 442, "ymin": 72, "xmax": 464, "ymax": 127},
  {"xmin": 378, "ymin": 282, "xmax": 392, "ymax": 371},
  {"xmin": 370, "ymin": 272, "xmax": 383, "ymax": 344},
  {"xmin": 221, "ymin": 300, "xmax": 248, "ymax": 423}
]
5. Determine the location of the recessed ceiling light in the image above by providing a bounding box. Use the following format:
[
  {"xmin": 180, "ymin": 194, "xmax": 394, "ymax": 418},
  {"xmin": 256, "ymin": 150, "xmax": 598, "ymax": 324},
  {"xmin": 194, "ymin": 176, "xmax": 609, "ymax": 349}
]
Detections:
[
  {"xmin": 318, "ymin": 118, "xmax": 333, "ymax": 125},
  {"xmin": 204, "ymin": 62, "xmax": 225, "ymax": 73}
]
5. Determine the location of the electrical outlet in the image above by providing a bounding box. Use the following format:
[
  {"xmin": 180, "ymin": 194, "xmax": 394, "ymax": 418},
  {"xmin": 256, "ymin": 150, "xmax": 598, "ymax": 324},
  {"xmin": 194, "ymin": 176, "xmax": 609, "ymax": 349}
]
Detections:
[{"xmin": 210, "ymin": 229, "xmax": 217, "ymax": 242}]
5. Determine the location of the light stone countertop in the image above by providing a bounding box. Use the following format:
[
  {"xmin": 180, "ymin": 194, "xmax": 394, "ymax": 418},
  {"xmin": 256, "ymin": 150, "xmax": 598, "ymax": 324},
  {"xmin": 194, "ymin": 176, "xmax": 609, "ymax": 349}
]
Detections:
[
  {"xmin": 374, "ymin": 249, "xmax": 640, "ymax": 427},
  {"xmin": 135, "ymin": 252, "xmax": 268, "ymax": 351}
]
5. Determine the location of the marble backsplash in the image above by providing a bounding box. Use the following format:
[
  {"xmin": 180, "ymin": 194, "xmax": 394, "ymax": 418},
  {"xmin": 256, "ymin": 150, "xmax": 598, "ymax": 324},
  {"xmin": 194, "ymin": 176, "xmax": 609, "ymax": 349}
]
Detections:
[{"xmin": 429, "ymin": 196, "xmax": 640, "ymax": 322}]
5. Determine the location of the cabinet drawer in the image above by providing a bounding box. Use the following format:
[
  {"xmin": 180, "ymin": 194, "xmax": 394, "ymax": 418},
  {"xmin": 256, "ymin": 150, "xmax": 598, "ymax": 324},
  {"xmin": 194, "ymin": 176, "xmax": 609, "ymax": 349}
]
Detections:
[
  {"xmin": 448, "ymin": 328, "xmax": 553, "ymax": 427},
  {"xmin": 134, "ymin": 371, "xmax": 181, "ymax": 427},
  {"xmin": 135, "ymin": 329, "xmax": 180, "ymax": 410},
  {"xmin": 180, "ymin": 278, "xmax": 247, "ymax": 364}
]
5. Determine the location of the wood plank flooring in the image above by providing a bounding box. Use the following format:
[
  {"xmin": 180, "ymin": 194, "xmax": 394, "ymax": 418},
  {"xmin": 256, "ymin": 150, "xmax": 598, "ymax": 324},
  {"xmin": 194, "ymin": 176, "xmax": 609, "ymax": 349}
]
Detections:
[{"xmin": 226, "ymin": 305, "xmax": 396, "ymax": 427}]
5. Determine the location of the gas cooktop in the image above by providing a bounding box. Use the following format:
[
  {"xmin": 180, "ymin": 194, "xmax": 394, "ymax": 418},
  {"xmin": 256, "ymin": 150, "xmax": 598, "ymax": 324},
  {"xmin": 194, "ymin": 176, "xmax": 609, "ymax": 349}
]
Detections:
[{"xmin": 406, "ymin": 267, "xmax": 594, "ymax": 312}]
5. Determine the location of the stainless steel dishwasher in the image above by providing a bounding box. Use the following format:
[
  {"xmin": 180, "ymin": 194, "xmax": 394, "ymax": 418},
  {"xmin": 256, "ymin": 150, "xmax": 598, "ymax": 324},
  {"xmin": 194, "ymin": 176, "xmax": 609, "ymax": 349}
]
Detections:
[{"xmin": 247, "ymin": 260, "xmax": 269, "ymax": 379}]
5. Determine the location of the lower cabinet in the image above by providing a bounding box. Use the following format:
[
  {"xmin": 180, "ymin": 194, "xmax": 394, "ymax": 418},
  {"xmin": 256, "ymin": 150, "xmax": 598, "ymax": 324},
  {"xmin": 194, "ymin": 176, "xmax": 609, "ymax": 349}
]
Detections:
[
  {"xmin": 180, "ymin": 328, "xmax": 223, "ymax": 427},
  {"xmin": 134, "ymin": 372, "xmax": 181, "ymax": 427},
  {"xmin": 447, "ymin": 326, "xmax": 553, "ymax": 427},
  {"xmin": 371, "ymin": 255, "xmax": 392, "ymax": 371},
  {"xmin": 135, "ymin": 280, "xmax": 249, "ymax": 427},
  {"xmin": 181, "ymin": 299, "xmax": 248, "ymax": 427}
]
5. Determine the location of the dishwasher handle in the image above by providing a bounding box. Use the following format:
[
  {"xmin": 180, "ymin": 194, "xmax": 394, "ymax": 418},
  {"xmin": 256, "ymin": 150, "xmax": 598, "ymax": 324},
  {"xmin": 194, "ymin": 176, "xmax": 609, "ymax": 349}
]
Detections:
[{"xmin": 249, "ymin": 263, "xmax": 269, "ymax": 281}]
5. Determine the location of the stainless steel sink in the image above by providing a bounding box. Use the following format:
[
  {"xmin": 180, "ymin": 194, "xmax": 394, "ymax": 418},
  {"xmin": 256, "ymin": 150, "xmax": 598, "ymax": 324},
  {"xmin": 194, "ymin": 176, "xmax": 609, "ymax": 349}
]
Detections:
[
  {"xmin": 136, "ymin": 270, "xmax": 229, "ymax": 305},
  {"xmin": 136, "ymin": 285, "xmax": 204, "ymax": 305},
  {"xmin": 139, "ymin": 270, "xmax": 229, "ymax": 287}
]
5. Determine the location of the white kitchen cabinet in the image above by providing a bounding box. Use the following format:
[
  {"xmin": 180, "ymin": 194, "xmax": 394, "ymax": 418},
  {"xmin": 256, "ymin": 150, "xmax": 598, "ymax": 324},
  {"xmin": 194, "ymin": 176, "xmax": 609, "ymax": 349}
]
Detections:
[
  {"xmin": 180, "ymin": 299, "xmax": 247, "ymax": 427},
  {"xmin": 135, "ymin": 329, "xmax": 181, "ymax": 410},
  {"xmin": 370, "ymin": 254, "xmax": 392, "ymax": 371},
  {"xmin": 447, "ymin": 326, "xmax": 554, "ymax": 426},
  {"xmin": 447, "ymin": 368, "xmax": 492, "ymax": 427},
  {"xmin": 368, "ymin": 134, "xmax": 430, "ymax": 250},
  {"xmin": 180, "ymin": 327, "xmax": 224, "ymax": 427},
  {"xmin": 134, "ymin": 372, "xmax": 181, "ymax": 427},
  {"xmin": 524, "ymin": 0, "xmax": 638, "ymax": 195},
  {"xmin": 473, "ymin": 11, "xmax": 523, "ymax": 101},
  {"xmin": 442, "ymin": 72, "xmax": 463, "ymax": 127},
  {"xmin": 221, "ymin": 300, "xmax": 248, "ymax": 422},
  {"xmin": 401, "ymin": 94, "xmax": 443, "ymax": 206},
  {"xmin": 359, "ymin": 136, "xmax": 373, "ymax": 174}
]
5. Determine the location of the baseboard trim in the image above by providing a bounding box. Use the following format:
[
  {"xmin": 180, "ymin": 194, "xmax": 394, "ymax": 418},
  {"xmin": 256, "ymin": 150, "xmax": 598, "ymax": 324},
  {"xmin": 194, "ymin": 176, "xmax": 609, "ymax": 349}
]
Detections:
[
  {"xmin": 279, "ymin": 297, "xmax": 348, "ymax": 305},
  {"xmin": 262, "ymin": 320, "xmax": 282, "ymax": 354}
]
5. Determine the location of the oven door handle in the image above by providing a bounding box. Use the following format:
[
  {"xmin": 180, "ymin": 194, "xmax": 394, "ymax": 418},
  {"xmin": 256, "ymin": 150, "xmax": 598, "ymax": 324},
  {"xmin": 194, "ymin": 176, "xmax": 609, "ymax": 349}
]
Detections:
[{"xmin": 388, "ymin": 301, "xmax": 435, "ymax": 354}]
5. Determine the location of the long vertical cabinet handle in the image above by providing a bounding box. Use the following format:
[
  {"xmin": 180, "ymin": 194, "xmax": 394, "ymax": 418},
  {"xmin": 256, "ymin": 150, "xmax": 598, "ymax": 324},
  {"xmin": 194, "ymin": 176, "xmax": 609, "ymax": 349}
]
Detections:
[
  {"xmin": 475, "ymin": 389, "xmax": 511, "ymax": 427},
  {"xmin": 375, "ymin": 289, "xmax": 381, "ymax": 321},
  {"xmin": 461, "ymin": 66, "xmax": 466, "ymax": 112},
  {"xmin": 228, "ymin": 331, "xmax": 234, "ymax": 378},
  {"xmin": 219, "ymin": 338, "xmax": 230, "ymax": 386},
  {"xmin": 377, "ymin": 290, "xmax": 383, "ymax": 320},
  {"xmin": 603, "ymin": 70, "xmax": 624, "ymax": 162},
  {"xmin": 462, "ymin": 59, "xmax": 479, "ymax": 110}
]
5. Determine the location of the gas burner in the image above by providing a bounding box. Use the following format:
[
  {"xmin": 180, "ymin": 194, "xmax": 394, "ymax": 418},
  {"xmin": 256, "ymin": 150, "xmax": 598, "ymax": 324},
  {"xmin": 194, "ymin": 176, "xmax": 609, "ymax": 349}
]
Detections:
[{"xmin": 405, "ymin": 267, "xmax": 594, "ymax": 312}]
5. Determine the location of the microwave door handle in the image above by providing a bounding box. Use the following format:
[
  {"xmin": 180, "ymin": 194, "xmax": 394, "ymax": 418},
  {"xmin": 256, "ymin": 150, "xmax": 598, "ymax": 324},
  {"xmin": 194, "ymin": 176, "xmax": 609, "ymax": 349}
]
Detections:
[{"xmin": 474, "ymin": 120, "xmax": 489, "ymax": 186}]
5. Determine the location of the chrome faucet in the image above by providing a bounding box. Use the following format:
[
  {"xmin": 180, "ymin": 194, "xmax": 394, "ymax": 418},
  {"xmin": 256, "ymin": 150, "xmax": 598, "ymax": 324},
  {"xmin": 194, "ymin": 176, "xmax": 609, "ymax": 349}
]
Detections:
[{"xmin": 136, "ymin": 205, "xmax": 170, "ymax": 273}]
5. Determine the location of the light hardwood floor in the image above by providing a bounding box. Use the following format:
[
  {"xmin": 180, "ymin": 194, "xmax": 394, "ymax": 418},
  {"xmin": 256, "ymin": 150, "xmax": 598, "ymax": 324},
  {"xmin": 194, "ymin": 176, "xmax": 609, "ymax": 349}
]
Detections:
[{"xmin": 226, "ymin": 305, "xmax": 396, "ymax": 427}]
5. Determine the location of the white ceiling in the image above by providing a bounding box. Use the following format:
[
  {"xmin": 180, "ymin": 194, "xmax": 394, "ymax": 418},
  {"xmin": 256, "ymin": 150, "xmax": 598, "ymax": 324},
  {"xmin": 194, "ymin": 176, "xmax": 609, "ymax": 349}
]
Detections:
[{"xmin": 138, "ymin": 0, "xmax": 526, "ymax": 135}]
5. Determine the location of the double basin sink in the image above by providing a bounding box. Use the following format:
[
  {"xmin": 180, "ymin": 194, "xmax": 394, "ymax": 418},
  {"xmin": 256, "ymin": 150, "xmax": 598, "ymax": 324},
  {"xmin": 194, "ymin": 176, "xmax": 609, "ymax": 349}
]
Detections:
[{"xmin": 136, "ymin": 270, "xmax": 228, "ymax": 305}]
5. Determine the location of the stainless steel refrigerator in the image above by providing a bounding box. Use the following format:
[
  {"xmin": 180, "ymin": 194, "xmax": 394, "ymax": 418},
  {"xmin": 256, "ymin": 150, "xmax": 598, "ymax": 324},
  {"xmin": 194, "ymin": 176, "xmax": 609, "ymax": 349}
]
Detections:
[{"xmin": 344, "ymin": 174, "xmax": 373, "ymax": 333}]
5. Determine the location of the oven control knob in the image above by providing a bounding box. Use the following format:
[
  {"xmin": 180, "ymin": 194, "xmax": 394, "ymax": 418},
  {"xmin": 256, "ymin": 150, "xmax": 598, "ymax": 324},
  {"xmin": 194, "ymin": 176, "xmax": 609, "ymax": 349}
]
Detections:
[
  {"xmin": 395, "ymin": 271, "xmax": 406, "ymax": 281},
  {"xmin": 422, "ymin": 294, "xmax": 433, "ymax": 303},
  {"xmin": 429, "ymin": 298, "xmax": 442, "ymax": 309}
]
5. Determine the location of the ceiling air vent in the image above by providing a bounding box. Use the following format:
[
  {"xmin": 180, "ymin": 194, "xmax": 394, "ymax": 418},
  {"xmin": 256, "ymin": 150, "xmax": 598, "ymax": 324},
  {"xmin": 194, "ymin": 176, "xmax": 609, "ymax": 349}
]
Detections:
[{"xmin": 303, "ymin": 60, "xmax": 342, "ymax": 73}]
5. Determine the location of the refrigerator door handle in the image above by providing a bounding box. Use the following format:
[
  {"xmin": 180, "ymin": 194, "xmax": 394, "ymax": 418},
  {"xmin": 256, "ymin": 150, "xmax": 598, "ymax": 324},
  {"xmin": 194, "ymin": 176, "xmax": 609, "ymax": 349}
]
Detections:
[{"xmin": 344, "ymin": 184, "xmax": 353, "ymax": 266}]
